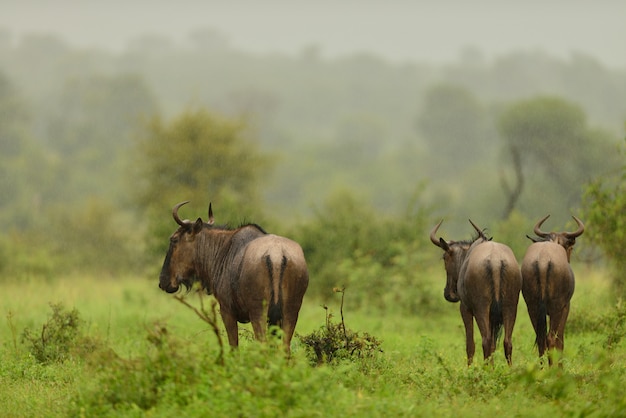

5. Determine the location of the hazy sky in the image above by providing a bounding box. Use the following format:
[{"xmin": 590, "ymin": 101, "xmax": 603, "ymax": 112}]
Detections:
[{"xmin": 2, "ymin": 1, "xmax": 625, "ymax": 68}]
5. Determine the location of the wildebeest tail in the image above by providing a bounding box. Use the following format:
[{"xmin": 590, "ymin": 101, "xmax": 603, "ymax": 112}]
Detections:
[
  {"xmin": 489, "ymin": 261, "xmax": 504, "ymax": 343},
  {"xmin": 490, "ymin": 298, "xmax": 504, "ymax": 343},
  {"xmin": 534, "ymin": 260, "xmax": 548, "ymax": 354},
  {"xmin": 265, "ymin": 254, "xmax": 287, "ymax": 327}
]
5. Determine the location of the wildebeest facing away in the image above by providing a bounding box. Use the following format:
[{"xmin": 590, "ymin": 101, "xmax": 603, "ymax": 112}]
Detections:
[
  {"xmin": 430, "ymin": 220, "xmax": 522, "ymax": 365},
  {"xmin": 521, "ymin": 214, "xmax": 584, "ymax": 364},
  {"xmin": 159, "ymin": 201, "xmax": 309, "ymax": 353}
]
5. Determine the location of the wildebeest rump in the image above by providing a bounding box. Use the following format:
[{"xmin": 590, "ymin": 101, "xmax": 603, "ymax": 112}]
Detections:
[
  {"xmin": 159, "ymin": 201, "xmax": 309, "ymax": 353},
  {"xmin": 430, "ymin": 220, "xmax": 522, "ymax": 365},
  {"xmin": 521, "ymin": 215, "xmax": 584, "ymax": 364}
]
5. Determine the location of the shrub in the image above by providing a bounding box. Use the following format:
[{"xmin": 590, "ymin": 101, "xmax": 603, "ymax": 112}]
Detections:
[
  {"xmin": 21, "ymin": 302, "xmax": 83, "ymax": 364},
  {"xmin": 293, "ymin": 188, "xmax": 434, "ymax": 313},
  {"xmin": 300, "ymin": 287, "xmax": 383, "ymax": 365}
]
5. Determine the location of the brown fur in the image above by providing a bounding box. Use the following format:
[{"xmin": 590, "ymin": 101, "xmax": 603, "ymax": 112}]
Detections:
[
  {"xmin": 159, "ymin": 202, "xmax": 309, "ymax": 353},
  {"xmin": 431, "ymin": 220, "xmax": 522, "ymax": 365},
  {"xmin": 521, "ymin": 215, "xmax": 584, "ymax": 365}
]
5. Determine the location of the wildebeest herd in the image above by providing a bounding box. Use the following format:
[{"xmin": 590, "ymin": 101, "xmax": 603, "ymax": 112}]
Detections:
[
  {"xmin": 430, "ymin": 215, "xmax": 584, "ymax": 365},
  {"xmin": 159, "ymin": 200, "xmax": 584, "ymax": 365}
]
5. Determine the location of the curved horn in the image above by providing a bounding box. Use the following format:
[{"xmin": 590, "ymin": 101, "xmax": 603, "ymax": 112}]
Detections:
[
  {"xmin": 533, "ymin": 214, "xmax": 551, "ymax": 238},
  {"xmin": 565, "ymin": 215, "xmax": 585, "ymax": 238},
  {"xmin": 207, "ymin": 202, "xmax": 214, "ymax": 225},
  {"xmin": 429, "ymin": 219, "xmax": 444, "ymax": 248},
  {"xmin": 468, "ymin": 219, "xmax": 487, "ymax": 240},
  {"xmin": 172, "ymin": 201, "xmax": 190, "ymax": 226}
]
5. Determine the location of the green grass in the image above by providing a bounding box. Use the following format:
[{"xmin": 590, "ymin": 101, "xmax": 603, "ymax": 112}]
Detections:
[{"xmin": 1, "ymin": 265, "xmax": 624, "ymax": 417}]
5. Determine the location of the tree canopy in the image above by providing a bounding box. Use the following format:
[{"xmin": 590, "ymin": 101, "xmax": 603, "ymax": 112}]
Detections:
[
  {"xmin": 133, "ymin": 108, "xmax": 271, "ymax": 256},
  {"xmin": 497, "ymin": 96, "xmax": 621, "ymax": 219}
]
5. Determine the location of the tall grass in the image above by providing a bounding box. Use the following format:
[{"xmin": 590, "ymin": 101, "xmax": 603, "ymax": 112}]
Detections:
[{"xmin": 0, "ymin": 266, "xmax": 624, "ymax": 417}]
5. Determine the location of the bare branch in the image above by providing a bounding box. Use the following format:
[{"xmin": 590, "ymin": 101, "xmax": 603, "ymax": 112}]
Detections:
[{"xmin": 174, "ymin": 294, "xmax": 224, "ymax": 365}]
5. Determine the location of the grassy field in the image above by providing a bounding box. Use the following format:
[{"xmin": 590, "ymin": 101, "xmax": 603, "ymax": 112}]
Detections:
[{"xmin": 1, "ymin": 265, "xmax": 624, "ymax": 417}]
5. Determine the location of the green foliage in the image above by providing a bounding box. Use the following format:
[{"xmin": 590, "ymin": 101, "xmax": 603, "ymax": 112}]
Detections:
[
  {"xmin": 417, "ymin": 83, "xmax": 497, "ymax": 172},
  {"xmin": 72, "ymin": 321, "xmax": 359, "ymax": 417},
  {"xmin": 583, "ymin": 138, "xmax": 626, "ymax": 294},
  {"xmin": 0, "ymin": 70, "xmax": 53, "ymax": 231},
  {"xmin": 1, "ymin": 273, "xmax": 626, "ymax": 417},
  {"xmin": 21, "ymin": 303, "xmax": 84, "ymax": 364},
  {"xmin": 294, "ymin": 188, "xmax": 434, "ymax": 310},
  {"xmin": 490, "ymin": 210, "xmax": 533, "ymax": 261},
  {"xmin": 0, "ymin": 232, "xmax": 59, "ymax": 279},
  {"xmin": 0, "ymin": 198, "xmax": 146, "ymax": 279},
  {"xmin": 601, "ymin": 301, "xmax": 626, "ymax": 349},
  {"xmin": 301, "ymin": 288, "xmax": 383, "ymax": 365},
  {"xmin": 497, "ymin": 96, "xmax": 621, "ymax": 218}
]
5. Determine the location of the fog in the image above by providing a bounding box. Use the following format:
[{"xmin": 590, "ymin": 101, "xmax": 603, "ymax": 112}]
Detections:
[
  {"xmin": 1, "ymin": 0, "xmax": 625, "ymax": 276},
  {"xmin": 2, "ymin": 0, "xmax": 625, "ymax": 68}
]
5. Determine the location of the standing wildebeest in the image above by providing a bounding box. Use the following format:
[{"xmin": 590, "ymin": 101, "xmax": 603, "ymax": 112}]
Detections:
[
  {"xmin": 159, "ymin": 201, "xmax": 309, "ymax": 353},
  {"xmin": 521, "ymin": 215, "xmax": 584, "ymax": 364},
  {"xmin": 430, "ymin": 220, "xmax": 522, "ymax": 365}
]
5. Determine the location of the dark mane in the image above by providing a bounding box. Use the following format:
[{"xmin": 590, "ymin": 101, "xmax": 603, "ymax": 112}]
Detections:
[
  {"xmin": 242, "ymin": 223, "xmax": 268, "ymax": 234},
  {"xmin": 205, "ymin": 222, "xmax": 268, "ymax": 234},
  {"xmin": 456, "ymin": 231, "xmax": 490, "ymax": 246},
  {"xmin": 454, "ymin": 238, "xmax": 476, "ymax": 246}
]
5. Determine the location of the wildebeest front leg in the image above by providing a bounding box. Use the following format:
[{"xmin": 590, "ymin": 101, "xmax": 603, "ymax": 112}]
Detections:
[
  {"xmin": 220, "ymin": 310, "xmax": 240, "ymax": 348},
  {"xmin": 473, "ymin": 311, "xmax": 494, "ymax": 363},
  {"xmin": 460, "ymin": 303, "xmax": 475, "ymax": 365},
  {"xmin": 250, "ymin": 317, "xmax": 267, "ymax": 343}
]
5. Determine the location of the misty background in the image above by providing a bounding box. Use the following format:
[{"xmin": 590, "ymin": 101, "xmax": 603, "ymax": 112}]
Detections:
[{"xmin": 1, "ymin": 1, "xmax": 625, "ymax": 292}]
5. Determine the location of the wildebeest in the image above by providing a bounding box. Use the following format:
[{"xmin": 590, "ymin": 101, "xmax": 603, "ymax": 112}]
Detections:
[
  {"xmin": 521, "ymin": 214, "xmax": 584, "ymax": 364},
  {"xmin": 430, "ymin": 220, "xmax": 522, "ymax": 365},
  {"xmin": 159, "ymin": 201, "xmax": 309, "ymax": 353}
]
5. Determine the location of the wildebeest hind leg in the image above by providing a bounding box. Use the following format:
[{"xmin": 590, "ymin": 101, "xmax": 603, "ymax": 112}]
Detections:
[
  {"xmin": 503, "ymin": 306, "xmax": 518, "ymax": 365},
  {"xmin": 460, "ymin": 304, "xmax": 475, "ymax": 365},
  {"xmin": 547, "ymin": 303, "xmax": 570, "ymax": 366},
  {"xmin": 474, "ymin": 315, "xmax": 494, "ymax": 364},
  {"xmin": 280, "ymin": 313, "xmax": 299, "ymax": 355}
]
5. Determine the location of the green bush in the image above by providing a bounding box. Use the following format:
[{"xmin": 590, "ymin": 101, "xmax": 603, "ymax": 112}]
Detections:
[
  {"xmin": 22, "ymin": 303, "xmax": 84, "ymax": 364},
  {"xmin": 293, "ymin": 188, "xmax": 434, "ymax": 313},
  {"xmin": 300, "ymin": 288, "xmax": 383, "ymax": 365},
  {"xmin": 71, "ymin": 321, "xmax": 361, "ymax": 417}
]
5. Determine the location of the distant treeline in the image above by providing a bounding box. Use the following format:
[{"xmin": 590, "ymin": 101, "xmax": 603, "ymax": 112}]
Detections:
[{"xmin": 0, "ymin": 31, "xmax": 624, "ymax": 282}]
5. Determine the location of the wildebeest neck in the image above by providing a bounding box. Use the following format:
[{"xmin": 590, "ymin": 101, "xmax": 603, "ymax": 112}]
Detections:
[{"xmin": 192, "ymin": 224, "xmax": 267, "ymax": 293}]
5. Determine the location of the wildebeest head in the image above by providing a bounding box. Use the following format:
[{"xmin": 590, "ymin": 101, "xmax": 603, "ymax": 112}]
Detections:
[
  {"xmin": 430, "ymin": 219, "xmax": 489, "ymax": 303},
  {"xmin": 526, "ymin": 214, "xmax": 585, "ymax": 261},
  {"xmin": 159, "ymin": 201, "xmax": 214, "ymax": 293}
]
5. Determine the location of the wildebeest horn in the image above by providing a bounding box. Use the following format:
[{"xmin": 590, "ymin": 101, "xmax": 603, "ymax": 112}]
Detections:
[
  {"xmin": 172, "ymin": 201, "xmax": 190, "ymax": 226},
  {"xmin": 207, "ymin": 203, "xmax": 215, "ymax": 225},
  {"xmin": 429, "ymin": 220, "xmax": 444, "ymax": 248},
  {"xmin": 533, "ymin": 214, "xmax": 551, "ymax": 238},
  {"xmin": 565, "ymin": 215, "xmax": 585, "ymax": 238},
  {"xmin": 468, "ymin": 219, "xmax": 488, "ymax": 240}
]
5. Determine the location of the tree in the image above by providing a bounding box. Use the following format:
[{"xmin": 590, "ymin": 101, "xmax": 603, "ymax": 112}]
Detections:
[
  {"xmin": 133, "ymin": 108, "xmax": 271, "ymax": 256},
  {"xmin": 583, "ymin": 136, "xmax": 626, "ymax": 294},
  {"xmin": 417, "ymin": 84, "xmax": 496, "ymax": 173},
  {"xmin": 497, "ymin": 96, "xmax": 621, "ymax": 219},
  {"xmin": 44, "ymin": 74, "xmax": 158, "ymax": 203},
  {"xmin": 0, "ymin": 70, "xmax": 52, "ymax": 230}
]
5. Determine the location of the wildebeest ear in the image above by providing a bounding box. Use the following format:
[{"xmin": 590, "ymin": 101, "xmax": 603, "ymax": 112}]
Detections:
[
  {"xmin": 208, "ymin": 203, "xmax": 215, "ymax": 225},
  {"xmin": 526, "ymin": 234, "xmax": 539, "ymax": 243},
  {"xmin": 439, "ymin": 237, "xmax": 450, "ymax": 252},
  {"xmin": 192, "ymin": 218, "xmax": 203, "ymax": 234}
]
